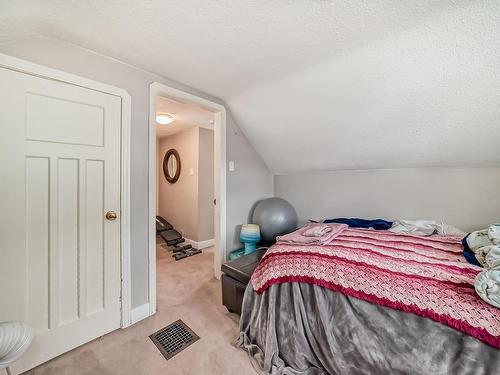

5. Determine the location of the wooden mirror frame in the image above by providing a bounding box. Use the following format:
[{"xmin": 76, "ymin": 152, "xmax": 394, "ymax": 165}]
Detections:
[{"xmin": 163, "ymin": 149, "xmax": 181, "ymax": 183}]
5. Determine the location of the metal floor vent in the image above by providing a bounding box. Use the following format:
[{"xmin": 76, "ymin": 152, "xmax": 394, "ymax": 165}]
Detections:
[{"xmin": 149, "ymin": 320, "xmax": 200, "ymax": 360}]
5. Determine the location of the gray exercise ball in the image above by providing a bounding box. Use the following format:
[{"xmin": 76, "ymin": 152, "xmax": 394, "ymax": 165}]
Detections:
[{"xmin": 252, "ymin": 197, "xmax": 298, "ymax": 242}]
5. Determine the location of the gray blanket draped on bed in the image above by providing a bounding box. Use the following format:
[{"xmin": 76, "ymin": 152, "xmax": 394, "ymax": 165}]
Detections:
[{"xmin": 237, "ymin": 282, "xmax": 500, "ymax": 375}]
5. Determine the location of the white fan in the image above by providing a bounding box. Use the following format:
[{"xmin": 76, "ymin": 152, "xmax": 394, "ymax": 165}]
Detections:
[{"xmin": 0, "ymin": 322, "xmax": 33, "ymax": 375}]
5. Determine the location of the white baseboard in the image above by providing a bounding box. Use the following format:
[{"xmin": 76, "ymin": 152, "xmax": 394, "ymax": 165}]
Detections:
[
  {"xmin": 198, "ymin": 238, "xmax": 215, "ymax": 249},
  {"xmin": 184, "ymin": 238, "xmax": 215, "ymax": 250},
  {"xmin": 130, "ymin": 303, "xmax": 151, "ymax": 325}
]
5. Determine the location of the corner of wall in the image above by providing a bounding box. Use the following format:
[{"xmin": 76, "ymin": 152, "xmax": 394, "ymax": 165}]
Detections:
[
  {"xmin": 225, "ymin": 109, "xmax": 272, "ymax": 175},
  {"xmin": 224, "ymin": 109, "xmax": 274, "ymax": 252}
]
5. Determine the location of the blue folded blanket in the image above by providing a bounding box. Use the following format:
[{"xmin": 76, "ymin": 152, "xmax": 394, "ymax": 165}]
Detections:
[{"xmin": 323, "ymin": 218, "xmax": 393, "ymax": 230}]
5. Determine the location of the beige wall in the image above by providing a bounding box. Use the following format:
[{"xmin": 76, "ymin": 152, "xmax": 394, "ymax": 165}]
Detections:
[
  {"xmin": 157, "ymin": 127, "xmax": 215, "ymax": 242},
  {"xmin": 158, "ymin": 127, "xmax": 199, "ymax": 241},
  {"xmin": 274, "ymin": 167, "xmax": 500, "ymax": 232}
]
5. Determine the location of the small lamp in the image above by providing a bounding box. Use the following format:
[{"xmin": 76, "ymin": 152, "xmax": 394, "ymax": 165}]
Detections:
[{"xmin": 240, "ymin": 224, "xmax": 261, "ymax": 254}]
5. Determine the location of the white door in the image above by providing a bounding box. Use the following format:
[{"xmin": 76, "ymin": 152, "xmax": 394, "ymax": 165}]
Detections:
[{"xmin": 0, "ymin": 67, "xmax": 122, "ymax": 373}]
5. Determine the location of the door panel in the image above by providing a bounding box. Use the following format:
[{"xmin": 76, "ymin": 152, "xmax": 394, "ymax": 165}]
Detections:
[
  {"xmin": 85, "ymin": 159, "xmax": 106, "ymax": 315},
  {"xmin": 26, "ymin": 92, "xmax": 105, "ymax": 146},
  {"xmin": 0, "ymin": 67, "xmax": 122, "ymax": 373},
  {"xmin": 58, "ymin": 158, "xmax": 80, "ymax": 326},
  {"xmin": 26, "ymin": 156, "xmax": 50, "ymax": 333}
]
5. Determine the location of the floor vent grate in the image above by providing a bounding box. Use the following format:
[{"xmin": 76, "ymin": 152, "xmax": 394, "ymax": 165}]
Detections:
[{"xmin": 149, "ymin": 320, "xmax": 200, "ymax": 360}]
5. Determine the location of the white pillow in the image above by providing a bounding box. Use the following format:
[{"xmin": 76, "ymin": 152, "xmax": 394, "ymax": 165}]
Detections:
[
  {"xmin": 488, "ymin": 223, "xmax": 500, "ymax": 245},
  {"xmin": 389, "ymin": 220, "xmax": 465, "ymax": 236}
]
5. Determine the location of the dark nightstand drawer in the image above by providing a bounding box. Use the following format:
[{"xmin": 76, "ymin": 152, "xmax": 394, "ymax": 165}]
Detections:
[
  {"xmin": 221, "ymin": 248, "xmax": 267, "ymax": 314},
  {"xmin": 221, "ymin": 274, "xmax": 247, "ymax": 315}
]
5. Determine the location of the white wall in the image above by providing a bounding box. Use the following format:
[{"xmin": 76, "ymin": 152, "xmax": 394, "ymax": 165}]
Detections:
[
  {"xmin": 0, "ymin": 36, "xmax": 273, "ymax": 308},
  {"xmin": 274, "ymin": 167, "xmax": 500, "ymax": 232},
  {"xmin": 198, "ymin": 128, "xmax": 214, "ymax": 242},
  {"xmin": 226, "ymin": 110, "xmax": 274, "ymax": 250},
  {"xmin": 156, "ymin": 138, "xmax": 160, "ymax": 214}
]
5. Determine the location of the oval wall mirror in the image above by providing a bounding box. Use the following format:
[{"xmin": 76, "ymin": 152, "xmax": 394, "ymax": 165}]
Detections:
[{"xmin": 163, "ymin": 149, "xmax": 181, "ymax": 183}]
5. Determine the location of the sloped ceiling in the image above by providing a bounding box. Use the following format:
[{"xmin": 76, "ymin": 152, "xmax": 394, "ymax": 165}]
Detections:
[{"xmin": 1, "ymin": 0, "xmax": 499, "ymax": 173}]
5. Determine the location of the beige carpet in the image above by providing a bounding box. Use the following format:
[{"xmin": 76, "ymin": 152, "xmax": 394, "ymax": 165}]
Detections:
[{"xmin": 25, "ymin": 243, "xmax": 255, "ymax": 375}]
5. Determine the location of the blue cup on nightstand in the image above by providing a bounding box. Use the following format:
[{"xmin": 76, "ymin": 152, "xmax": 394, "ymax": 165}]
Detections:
[{"xmin": 240, "ymin": 224, "xmax": 261, "ymax": 254}]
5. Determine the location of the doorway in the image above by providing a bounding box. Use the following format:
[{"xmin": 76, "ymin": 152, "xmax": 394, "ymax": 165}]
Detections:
[
  {"xmin": 148, "ymin": 83, "xmax": 227, "ymax": 315},
  {"xmin": 155, "ymin": 96, "xmax": 215, "ymax": 255}
]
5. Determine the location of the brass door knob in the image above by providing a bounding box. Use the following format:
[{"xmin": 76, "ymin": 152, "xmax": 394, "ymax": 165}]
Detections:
[{"xmin": 105, "ymin": 211, "xmax": 117, "ymax": 221}]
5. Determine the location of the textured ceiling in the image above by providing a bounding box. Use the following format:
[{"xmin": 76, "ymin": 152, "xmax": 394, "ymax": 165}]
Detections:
[{"xmin": 1, "ymin": 0, "xmax": 499, "ymax": 173}]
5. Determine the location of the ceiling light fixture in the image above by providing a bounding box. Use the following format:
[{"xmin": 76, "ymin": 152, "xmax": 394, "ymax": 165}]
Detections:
[{"xmin": 156, "ymin": 112, "xmax": 174, "ymax": 125}]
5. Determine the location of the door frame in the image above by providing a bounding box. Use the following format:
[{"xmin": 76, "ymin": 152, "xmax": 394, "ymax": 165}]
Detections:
[
  {"xmin": 0, "ymin": 53, "xmax": 133, "ymax": 328},
  {"xmin": 148, "ymin": 82, "xmax": 227, "ymax": 315}
]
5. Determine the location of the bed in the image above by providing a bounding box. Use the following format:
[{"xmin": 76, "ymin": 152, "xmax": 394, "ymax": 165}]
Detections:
[{"xmin": 237, "ymin": 227, "xmax": 500, "ymax": 375}]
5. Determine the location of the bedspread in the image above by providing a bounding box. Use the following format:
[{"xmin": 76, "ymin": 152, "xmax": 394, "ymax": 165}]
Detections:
[
  {"xmin": 237, "ymin": 283, "xmax": 500, "ymax": 375},
  {"xmin": 251, "ymin": 228, "xmax": 500, "ymax": 348}
]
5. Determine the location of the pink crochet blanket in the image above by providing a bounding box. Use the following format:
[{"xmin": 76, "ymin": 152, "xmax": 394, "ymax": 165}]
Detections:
[
  {"xmin": 276, "ymin": 223, "xmax": 348, "ymax": 245},
  {"xmin": 251, "ymin": 228, "xmax": 500, "ymax": 348}
]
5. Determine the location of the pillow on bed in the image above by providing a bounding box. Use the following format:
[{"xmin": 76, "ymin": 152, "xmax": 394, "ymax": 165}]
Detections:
[
  {"xmin": 389, "ymin": 220, "xmax": 465, "ymax": 236},
  {"xmin": 322, "ymin": 218, "xmax": 393, "ymax": 230}
]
